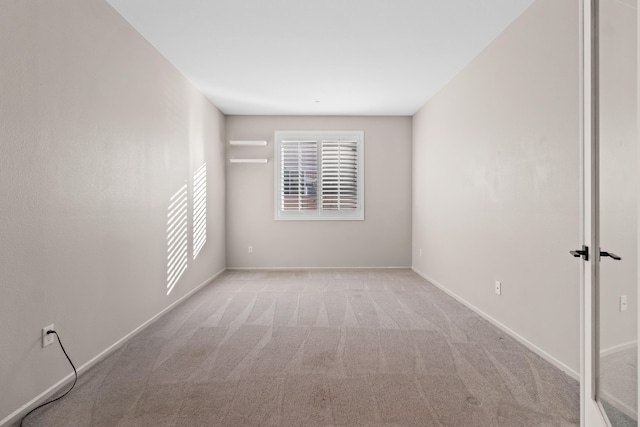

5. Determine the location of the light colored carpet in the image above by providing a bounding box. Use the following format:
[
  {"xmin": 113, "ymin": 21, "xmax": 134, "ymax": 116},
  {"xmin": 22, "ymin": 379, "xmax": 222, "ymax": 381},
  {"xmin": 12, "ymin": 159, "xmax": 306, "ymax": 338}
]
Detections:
[
  {"xmin": 24, "ymin": 269, "xmax": 579, "ymax": 426},
  {"xmin": 600, "ymin": 346, "xmax": 638, "ymax": 425}
]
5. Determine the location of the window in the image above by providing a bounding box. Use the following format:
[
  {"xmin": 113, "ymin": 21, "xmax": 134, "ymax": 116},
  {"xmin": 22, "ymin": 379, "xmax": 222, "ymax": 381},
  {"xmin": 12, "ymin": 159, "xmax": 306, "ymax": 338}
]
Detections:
[{"xmin": 275, "ymin": 131, "xmax": 364, "ymax": 220}]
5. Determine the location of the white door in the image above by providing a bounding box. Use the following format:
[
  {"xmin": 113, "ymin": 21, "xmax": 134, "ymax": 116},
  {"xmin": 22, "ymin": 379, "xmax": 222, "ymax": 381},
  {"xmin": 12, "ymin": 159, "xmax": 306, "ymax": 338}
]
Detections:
[{"xmin": 581, "ymin": 0, "xmax": 638, "ymax": 426}]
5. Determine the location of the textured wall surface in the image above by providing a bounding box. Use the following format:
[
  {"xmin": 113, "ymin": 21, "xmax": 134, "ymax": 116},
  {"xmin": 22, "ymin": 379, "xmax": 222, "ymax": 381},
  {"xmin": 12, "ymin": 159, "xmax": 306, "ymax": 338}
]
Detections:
[
  {"xmin": 598, "ymin": 0, "xmax": 638, "ymax": 353},
  {"xmin": 225, "ymin": 115, "xmax": 412, "ymax": 269},
  {"xmin": 412, "ymin": 0, "xmax": 581, "ymax": 374},
  {"xmin": 0, "ymin": 0, "xmax": 226, "ymax": 423}
]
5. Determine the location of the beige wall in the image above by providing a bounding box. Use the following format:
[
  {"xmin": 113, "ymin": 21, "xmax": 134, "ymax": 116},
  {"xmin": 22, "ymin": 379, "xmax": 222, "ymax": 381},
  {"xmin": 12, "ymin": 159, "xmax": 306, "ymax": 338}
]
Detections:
[
  {"xmin": 0, "ymin": 0, "xmax": 226, "ymax": 423},
  {"xmin": 412, "ymin": 0, "xmax": 581, "ymax": 374},
  {"xmin": 226, "ymin": 116, "xmax": 412, "ymax": 268},
  {"xmin": 598, "ymin": 0, "xmax": 637, "ymax": 354}
]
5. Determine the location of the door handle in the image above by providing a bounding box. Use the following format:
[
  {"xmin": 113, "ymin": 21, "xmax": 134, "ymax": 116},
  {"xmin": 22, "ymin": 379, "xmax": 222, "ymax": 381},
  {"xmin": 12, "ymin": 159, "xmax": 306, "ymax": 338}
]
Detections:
[
  {"xmin": 600, "ymin": 250, "xmax": 621, "ymax": 261},
  {"xmin": 570, "ymin": 245, "xmax": 589, "ymax": 261}
]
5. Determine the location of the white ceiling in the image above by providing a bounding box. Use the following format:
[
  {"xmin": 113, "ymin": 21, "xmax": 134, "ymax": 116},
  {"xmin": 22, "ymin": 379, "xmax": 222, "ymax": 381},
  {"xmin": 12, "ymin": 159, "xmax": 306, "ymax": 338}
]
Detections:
[{"xmin": 105, "ymin": 0, "xmax": 534, "ymax": 116}]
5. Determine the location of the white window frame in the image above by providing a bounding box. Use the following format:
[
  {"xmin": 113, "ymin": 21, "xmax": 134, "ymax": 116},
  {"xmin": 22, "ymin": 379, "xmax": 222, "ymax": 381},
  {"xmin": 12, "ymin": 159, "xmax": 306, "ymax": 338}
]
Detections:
[{"xmin": 274, "ymin": 130, "xmax": 364, "ymax": 220}]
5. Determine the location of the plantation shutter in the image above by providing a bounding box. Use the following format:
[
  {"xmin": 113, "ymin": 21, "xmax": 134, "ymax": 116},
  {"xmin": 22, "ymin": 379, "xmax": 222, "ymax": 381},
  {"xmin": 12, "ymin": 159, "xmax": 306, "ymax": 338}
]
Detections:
[
  {"xmin": 321, "ymin": 140, "xmax": 359, "ymax": 211},
  {"xmin": 279, "ymin": 140, "xmax": 318, "ymax": 211},
  {"xmin": 275, "ymin": 131, "xmax": 363, "ymax": 220}
]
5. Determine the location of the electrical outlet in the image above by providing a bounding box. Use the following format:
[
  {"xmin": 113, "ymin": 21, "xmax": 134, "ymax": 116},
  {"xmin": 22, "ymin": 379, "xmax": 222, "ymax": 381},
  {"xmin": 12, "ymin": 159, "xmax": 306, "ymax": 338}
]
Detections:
[
  {"xmin": 620, "ymin": 295, "xmax": 628, "ymax": 312},
  {"xmin": 419, "ymin": 248, "xmax": 422, "ymax": 257},
  {"xmin": 42, "ymin": 324, "xmax": 55, "ymax": 348},
  {"xmin": 248, "ymin": 246, "xmax": 253, "ymax": 254},
  {"xmin": 495, "ymin": 281, "xmax": 501, "ymax": 295}
]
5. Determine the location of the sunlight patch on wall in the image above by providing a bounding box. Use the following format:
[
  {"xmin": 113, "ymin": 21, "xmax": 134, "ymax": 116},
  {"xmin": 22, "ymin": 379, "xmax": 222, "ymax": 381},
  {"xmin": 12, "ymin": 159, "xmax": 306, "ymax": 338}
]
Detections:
[
  {"xmin": 192, "ymin": 163, "xmax": 207, "ymax": 259},
  {"xmin": 167, "ymin": 182, "xmax": 188, "ymax": 295}
]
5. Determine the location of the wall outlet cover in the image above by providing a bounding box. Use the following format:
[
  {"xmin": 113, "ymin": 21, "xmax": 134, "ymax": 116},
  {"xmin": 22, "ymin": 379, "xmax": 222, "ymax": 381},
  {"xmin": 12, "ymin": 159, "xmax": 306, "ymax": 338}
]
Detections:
[
  {"xmin": 620, "ymin": 295, "xmax": 628, "ymax": 312},
  {"xmin": 42, "ymin": 325, "xmax": 55, "ymax": 348}
]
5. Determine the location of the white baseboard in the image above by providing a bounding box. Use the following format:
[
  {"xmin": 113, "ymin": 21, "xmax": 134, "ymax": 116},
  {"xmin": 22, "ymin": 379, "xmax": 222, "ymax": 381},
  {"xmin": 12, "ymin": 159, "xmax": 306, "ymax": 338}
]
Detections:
[
  {"xmin": 226, "ymin": 266, "xmax": 412, "ymax": 270},
  {"xmin": 411, "ymin": 267, "xmax": 580, "ymax": 381},
  {"xmin": 600, "ymin": 340, "xmax": 637, "ymax": 358},
  {"xmin": 601, "ymin": 389, "xmax": 638, "ymax": 421},
  {"xmin": 1, "ymin": 268, "xmax": 225, "ymax": 427}
]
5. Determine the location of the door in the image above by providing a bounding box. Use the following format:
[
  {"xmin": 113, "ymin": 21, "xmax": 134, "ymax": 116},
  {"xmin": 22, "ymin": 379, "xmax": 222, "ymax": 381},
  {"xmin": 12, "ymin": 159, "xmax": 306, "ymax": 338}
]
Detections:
[{"xmin": 581, "ymin": 0, "xmax": 639, "ymax": 426}]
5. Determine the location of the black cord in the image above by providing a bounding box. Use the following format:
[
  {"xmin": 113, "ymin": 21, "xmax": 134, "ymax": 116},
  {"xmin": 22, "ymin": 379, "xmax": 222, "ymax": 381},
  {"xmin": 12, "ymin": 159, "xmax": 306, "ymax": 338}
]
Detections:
[{"xmin": 20, "ymin": 331, "xmax": 78, "ymax": 427}]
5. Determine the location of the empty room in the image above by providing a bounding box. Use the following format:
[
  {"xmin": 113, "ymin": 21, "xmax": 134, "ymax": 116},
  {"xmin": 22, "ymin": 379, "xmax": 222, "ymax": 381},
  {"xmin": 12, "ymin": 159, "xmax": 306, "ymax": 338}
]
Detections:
[{"xmin": 1, "ymin": 0, "xmax": 638, "ymax": 426}]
